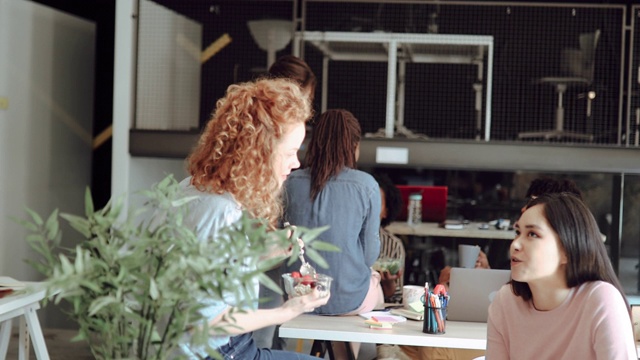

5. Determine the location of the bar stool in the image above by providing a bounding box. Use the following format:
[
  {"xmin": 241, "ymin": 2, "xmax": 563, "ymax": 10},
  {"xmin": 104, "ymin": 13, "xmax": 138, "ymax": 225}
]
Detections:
[{"xmin": 519, "ymin": 30, "xmax": 600, "ymax": 141}]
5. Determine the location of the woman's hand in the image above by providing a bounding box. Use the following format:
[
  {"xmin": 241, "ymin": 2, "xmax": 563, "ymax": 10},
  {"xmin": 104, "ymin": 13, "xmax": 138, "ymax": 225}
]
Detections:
[
  {"xmin": 438, "ymin": 266, "xmax": 452, "ymax": 290},
  {"xmin": 282, "ymin": 289, "xmax": 330, "ymax": 314},
  {"xmin": 439, "ymin": 250, "xmax": 491, "ymax": 291},
  {"xmin": 475, "ymin": 250, "xmax": 490, "ymax": 269},
  {"xmin": 380, "ymin": 269, "xmax": 402, "ymax": 281},
  {"xmin": 380, "ymin": 269, "xmax": 402, "ymax": 298},
  {"xmin": 262, "ymin": 224, "xmax": 305, "ymax": 261},
  {"xmin": 283, "ymin": 224, "xmax": 305, "ymax": 258}
]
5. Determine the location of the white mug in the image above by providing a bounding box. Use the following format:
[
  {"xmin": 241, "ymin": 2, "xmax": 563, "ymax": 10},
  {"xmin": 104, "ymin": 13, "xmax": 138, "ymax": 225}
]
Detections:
[
  {"xmin": 459, "ymin": 244, "xmax": 481, "ymax": 268},
  {"xmin": 402, "ymin": 285, "xmax": 424, "ymax": 310}
]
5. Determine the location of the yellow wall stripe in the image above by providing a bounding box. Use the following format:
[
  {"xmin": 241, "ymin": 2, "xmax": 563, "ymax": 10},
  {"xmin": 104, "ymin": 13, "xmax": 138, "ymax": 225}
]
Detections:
[{"xmin": 201, "ymin": 33, "xmax": 232, "ymax": 64}]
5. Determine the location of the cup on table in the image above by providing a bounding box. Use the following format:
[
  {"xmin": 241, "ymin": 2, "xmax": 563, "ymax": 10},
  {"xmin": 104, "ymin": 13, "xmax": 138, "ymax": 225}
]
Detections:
[
  {"xmin": 423, "ymin": 293, "xmax": 447, "ymax": 335},
  {"xmin": 402, "ymin": 285, "xmax": 424, "ymax": 311},
  {"xmin": 458, "ymin": 244, "xmax": 481, "ymax": 268}
]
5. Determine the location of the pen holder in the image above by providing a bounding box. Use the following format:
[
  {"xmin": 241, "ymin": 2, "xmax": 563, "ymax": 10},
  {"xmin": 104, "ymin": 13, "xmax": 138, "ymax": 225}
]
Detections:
[{"xmin": 423, "ymin": 302, "xmax": 446, "ymax": 335}]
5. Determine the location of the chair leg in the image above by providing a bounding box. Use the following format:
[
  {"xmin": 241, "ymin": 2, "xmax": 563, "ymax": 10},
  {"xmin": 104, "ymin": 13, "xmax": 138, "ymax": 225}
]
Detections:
[
  {"xmin": 555, "ymin": 83, "xmax": 566, "ymax": 132},
  {"xmin": 518, "ymin": 82, "xmax": 593, "ymax": 141}
]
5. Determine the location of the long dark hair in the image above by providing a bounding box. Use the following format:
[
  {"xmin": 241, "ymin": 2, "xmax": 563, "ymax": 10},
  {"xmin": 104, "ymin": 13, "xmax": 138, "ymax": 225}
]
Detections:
[
  {"xmin": 304, "ymin": 109, "xmax": 361, "ymax": 200},
  {"xmin": 268, "ymin": 55, "xmax": 317, "ymax": 103},
  {"xmin": 511, "ymin": 193, "xmax": 628, "ymax": 310}
]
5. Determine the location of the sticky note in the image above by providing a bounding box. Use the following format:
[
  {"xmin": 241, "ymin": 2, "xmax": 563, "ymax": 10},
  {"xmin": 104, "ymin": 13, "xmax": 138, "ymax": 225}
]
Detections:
[{"xmin": 409, "ymin": 301, "xmax": 424, "ymax": 313}]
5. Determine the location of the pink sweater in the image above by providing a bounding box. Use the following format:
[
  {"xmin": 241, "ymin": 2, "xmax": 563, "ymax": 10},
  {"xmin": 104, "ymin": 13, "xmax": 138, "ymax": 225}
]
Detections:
[{"xmin": 487, "ymin": 281, "xmax": 637, "ymax": 360}]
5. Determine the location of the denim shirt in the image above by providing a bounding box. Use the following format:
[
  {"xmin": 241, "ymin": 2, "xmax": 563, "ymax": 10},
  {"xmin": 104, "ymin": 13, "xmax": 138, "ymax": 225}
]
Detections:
[{"xmin": 283, "ymin": 168, "xmax": 381, "ymax": 315}]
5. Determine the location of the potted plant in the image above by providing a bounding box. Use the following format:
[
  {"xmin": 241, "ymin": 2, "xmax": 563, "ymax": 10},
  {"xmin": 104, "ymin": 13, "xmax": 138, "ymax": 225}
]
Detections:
[{"xmin": 19, "ymin": 174, "xmax": 336, "ymax": 359}]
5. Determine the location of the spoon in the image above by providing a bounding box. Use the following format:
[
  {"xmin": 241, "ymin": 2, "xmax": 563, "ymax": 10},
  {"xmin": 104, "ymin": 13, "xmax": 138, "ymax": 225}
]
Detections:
[
  {"xmin": 298, "ymin": 250, "xmax": 317, "ymax": 277},
  {"xmin": 284, "ymin": 222, "xmax": 317, "ymax": 277}
]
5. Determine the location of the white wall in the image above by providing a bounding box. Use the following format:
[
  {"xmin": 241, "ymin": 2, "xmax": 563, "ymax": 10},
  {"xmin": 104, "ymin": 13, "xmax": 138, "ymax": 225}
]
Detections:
[
  {"xmin": 136, "ymin": 0, "xmax": 202, "ymax": 130},
  {"xmin": 113, "ymin": 0, "xmax": 199, "ymax": 204},
  {"xmin": 0, "ymin": 0, "xmax": 95, "ymax": 287},
  {"xmin": 128, "ymin": 157, "xmax": 188, "ymax": 210}
]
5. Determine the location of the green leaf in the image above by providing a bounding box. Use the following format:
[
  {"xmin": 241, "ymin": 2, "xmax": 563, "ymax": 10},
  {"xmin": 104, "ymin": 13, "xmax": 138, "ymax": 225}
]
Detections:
[
  {"xmin": 304, "ymin": 247, "xmax": 329, "ymax": 269},
  {"xmin": 300, "ymin": 225, "xmax": 330, "ymax": 243},
  {"xmin": 25, "ymin": 208, "xmax": 44, "ymax": 226},
  {"xmin": 70, "ymin": 332, "xmax": 87, "ymax": 342},
  {"xmin": 309, "ymin": 240, "xmax": 341, "ymax": 252},
  {"xmin": 149, "ymin": 278, "xmax": 159, "ymax": 300},
  {"xmin": 88, "ymin": 296, "xmax": 118, "ymax": 316},
  {"xmin": 14, "ymin": 217, "xmax": 39, "ymax": 232},
  {"xmin": 59, "ymin": 255, "xmax": 74, "ymax": 275},
  {"xmin": 44, "ymin": 210, "xmax": 60, "ymax": 239},
  {"xmin": 73, "ymin": 247, "xmax": 84, "ymax": 273},
  {"xmin": 257, "ymin": 272, "xmax": 283, "ymax": 295},
  {"xmin": 18, "ymin": 174, "xmax": 336, "ymax": 359},
  {"xmin": 84, "ymin": 187, "xmax": 94, "ymax": 216},
  {"xmin": 157, "ymin": 174, "xmax": 173, "ymax": 189},
  {"xmin": 78, "ymin": 280, "xmax": 102, "ymax": 293},
  {"xmin": 257, "ymin": 256, "xmax": 285, "ymax": 272},
  {"xmin": 171, "ymin": 196, "xmax": 198, "ymax": 207}
]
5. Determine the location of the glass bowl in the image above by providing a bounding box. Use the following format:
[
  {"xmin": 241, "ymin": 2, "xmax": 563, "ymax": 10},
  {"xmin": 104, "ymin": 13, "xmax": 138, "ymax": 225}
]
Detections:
[{"xmin": 282, "ymin": 273, "xmax": 332, "ymax": 298}]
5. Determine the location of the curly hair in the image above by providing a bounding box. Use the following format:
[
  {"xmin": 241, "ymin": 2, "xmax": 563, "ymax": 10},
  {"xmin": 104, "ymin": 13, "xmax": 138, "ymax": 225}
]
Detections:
[{"xmin": 187, "ymin": 78, "xmax": 312, "ymax": 227}]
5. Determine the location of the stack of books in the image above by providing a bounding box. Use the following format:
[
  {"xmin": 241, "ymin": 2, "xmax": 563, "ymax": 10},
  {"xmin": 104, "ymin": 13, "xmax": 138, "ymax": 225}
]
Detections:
[{"xmin": 0, "ymin": 276, "xmax": 26, "ymax": 298}]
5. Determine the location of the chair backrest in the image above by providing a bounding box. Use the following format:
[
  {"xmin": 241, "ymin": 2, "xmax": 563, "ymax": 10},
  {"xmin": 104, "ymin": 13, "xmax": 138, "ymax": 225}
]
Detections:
[
  {"xmin": 580, "ymin": 29, "xmax": 601, "ymax": 62},
  {"xmin": 560, "ymin": 29, "xmax": 600, "ymax": 81},
  {"xmin": 379, "ymin": 228, "xmax": 406, "ymax": 289}
]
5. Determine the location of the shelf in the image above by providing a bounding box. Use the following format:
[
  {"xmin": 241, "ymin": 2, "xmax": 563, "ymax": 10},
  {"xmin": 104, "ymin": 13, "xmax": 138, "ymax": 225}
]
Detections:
[{"xmin": 129, "ymin": 130, "xmax": 640, "ymax": 174}]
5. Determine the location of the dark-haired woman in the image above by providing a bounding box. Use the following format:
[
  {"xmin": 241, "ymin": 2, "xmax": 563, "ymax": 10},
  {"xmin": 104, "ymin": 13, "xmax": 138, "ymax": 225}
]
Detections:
[
  {"xmin": 487, "ymin": 193, "xmax": 635, "ymax": 359},
  {"xmin": 283, "ymin": 109, "xmax": 383, "ymax": 359},
  {"xmin": 283, "ymin": 109, "xmax": 384, "ymax": 318}
]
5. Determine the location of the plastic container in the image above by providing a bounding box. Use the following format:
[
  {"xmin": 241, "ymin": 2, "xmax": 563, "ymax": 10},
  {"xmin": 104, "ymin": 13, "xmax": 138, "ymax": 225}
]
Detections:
[
  {"xmin": 282, "ymin": 273, "xmax": 332, "ymax": 298},
  {"xmin": 407, "ymin": 193, "xmax": 423, "ymax": 226}
]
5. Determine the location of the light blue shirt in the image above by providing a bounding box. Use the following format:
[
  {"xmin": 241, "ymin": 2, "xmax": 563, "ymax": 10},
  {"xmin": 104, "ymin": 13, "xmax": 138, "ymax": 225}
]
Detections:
[
  {"xmin": 177, "ymin": 177, "xmax": 259, "ymax": 358},
  {"xmin": 283, "ymin": 168, "xmax": 381, "ymax": 315}
]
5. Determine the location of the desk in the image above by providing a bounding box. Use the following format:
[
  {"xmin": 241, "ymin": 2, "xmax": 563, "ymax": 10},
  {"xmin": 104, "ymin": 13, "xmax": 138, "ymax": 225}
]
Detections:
[
  {"xmin": 387, "ymin": 221, "xmax": 514, "ymax": 240},
  {"xmin": 387, "ymin": 222, "xmax": 514, "ymax": 281},
  {"xmin": 0, "ymin": 283, "xmax": 50, "ymax": 360},
  {"xmin": 293, "ymin": 31, "xmax": 494, "ymax": 140},
  {"xmin": 281, "ymin": 315, "xmax": 640, "ymax": 359},
  {"xmin": 279, "ymin": 314, "xmax": 486, "ymax": 349}
]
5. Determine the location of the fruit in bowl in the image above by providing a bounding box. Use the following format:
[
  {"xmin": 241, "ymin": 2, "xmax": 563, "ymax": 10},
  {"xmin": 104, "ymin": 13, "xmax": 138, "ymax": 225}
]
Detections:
[{"xmin": 282, "ymin": 272, "xmax": 332, "ymax": 298}]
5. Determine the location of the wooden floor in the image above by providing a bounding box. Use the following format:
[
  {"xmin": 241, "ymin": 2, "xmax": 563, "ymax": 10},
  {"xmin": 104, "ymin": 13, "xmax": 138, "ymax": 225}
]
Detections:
[{"xmin": 6, "ymin": 328, "xmax": 93, "ymax": 360}]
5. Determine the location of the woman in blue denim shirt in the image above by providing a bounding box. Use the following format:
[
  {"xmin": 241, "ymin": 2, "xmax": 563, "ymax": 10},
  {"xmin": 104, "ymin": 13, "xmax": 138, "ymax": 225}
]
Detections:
[{"xmin": 283, "ymin": 109, "xmax": 384, "ymax": 358}]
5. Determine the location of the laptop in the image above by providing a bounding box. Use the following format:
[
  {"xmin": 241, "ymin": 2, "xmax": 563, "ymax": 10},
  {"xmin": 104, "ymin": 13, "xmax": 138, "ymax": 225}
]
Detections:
[
  {"xmin": 396, "ymin": 185, "xmax": 448, "ymax": 223},
  {"xmin": 632, "ymin": 304, "xmax": 640, "ymax": 342},
  {"xmin": 445, "ymin": 267, "xmax": 511, "ymax": 323}
]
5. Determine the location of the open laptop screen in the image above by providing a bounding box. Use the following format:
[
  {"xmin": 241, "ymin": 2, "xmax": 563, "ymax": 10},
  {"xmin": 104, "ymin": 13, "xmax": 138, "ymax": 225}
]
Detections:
[{"xmin": 446, "ymin": 267, "xmax": 511, "ymax": 323}]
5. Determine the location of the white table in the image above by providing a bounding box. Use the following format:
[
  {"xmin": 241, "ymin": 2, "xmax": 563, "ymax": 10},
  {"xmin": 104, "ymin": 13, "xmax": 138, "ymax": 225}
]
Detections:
[
  {"xmin": 279, "ymin": 314, "xmax": 487, "ymax": 350},
  {"xmin": 293, "ymin": 31, "xmax": 494, "ymax": 141},
  {"xmin": 0, "ymin": 283, "xmax": 50, "ymax": 360},
  {"xmin": 386, "ymin": 221, "xmax": 514, "ymax": 240}
]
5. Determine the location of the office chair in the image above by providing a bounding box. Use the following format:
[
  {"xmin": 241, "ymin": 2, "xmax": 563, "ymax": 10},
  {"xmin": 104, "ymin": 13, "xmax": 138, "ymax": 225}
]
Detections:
[{"xmin": 519, "ymin": 29, "xmax": 600, "ymax": 141}]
